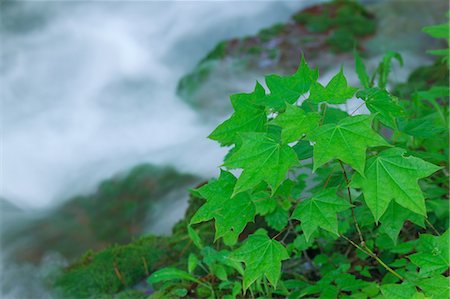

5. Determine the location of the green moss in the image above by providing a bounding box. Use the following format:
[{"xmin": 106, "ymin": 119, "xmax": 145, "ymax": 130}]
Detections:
[
  {"xmin": 176, "ymin": 60, "xmax": 217, "ymax": 107},
  {"xmin": 293, "ymin": 0, "xmax": 376, "ymax": 52},
  {"xmin": 200, "ymin": 41, "xmax": 227, "ymax": 63},
  {"xmin": 53, "ymin": 191, "xmax": 212, "ymax": 299},
  {"xmin": 257, "ymin": 23, "xmax": 285, "ymax": 42},
  {"xmin": 54, "ymin": 236, "xmax": 171, "ymax": 298}
]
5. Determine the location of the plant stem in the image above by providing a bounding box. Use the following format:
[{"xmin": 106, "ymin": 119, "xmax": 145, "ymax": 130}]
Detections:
[
  {"xmin": 272, "ymin": 226, "xmax": 289, "ymax": 240},
  {"xmin": 340, "ymin": 234, "xmax": 405, "ymax": 281},
  {"xmin": 425, "ymin": 218, "xmax": 441, "ymax": 236},
  {"xmin": 350, "ymin": 102, "xmax": 366, "ymax": 115},
  {"xmin": 339, "ymin": 160, "xmax": 365, "ymax": 245},
  {"xmin": 320, "ymin": 104, "xmax": 328, "ymax": 125}
]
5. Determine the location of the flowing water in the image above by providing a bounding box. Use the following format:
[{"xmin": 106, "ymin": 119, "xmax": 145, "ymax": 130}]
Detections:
[{"xmin": 1, "ymin": 1, "xmax": 317, "ymax": 297}]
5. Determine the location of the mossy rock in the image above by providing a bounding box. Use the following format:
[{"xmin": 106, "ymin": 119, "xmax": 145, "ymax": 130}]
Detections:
[
  {"xmin": 176, "ymin": 0, "xmax": 375, "ymax": 116},
  {"xmin": 53, "ymin": 235, "xmax": 170, "ymax": 298},
  {"xmin": 5, "ymin": 164, "xmax": 200, "ymax": 263},
  {"xmin": 52, "ymin": 190, "xmax": 214, "ymax": 299}
]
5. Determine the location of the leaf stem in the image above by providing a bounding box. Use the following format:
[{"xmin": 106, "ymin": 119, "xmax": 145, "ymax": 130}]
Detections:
[
  {"xmin": 339, "ymin": 160, "xmax": 364, "ymax": 245},
  {"xmin": 320, "ymin": 104, "xmax": 328, "ymax": 125},
  {"xmin": 340, "ymin": 234, "xmax": 405, "ymax": 281},
  {"xmin": 272, "ymin": 226, "xmax": 289, "ymax": 240},
  {"xmin": 350, "ymin": 102, "xmax": 366, "ymax": 116},
  {"xmin": 425, "ymin": 218, "xmax": 441, "ymax": 236}
]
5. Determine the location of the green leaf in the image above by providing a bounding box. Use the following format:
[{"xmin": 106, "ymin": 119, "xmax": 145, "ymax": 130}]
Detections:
[
  {"xmin": 292, "ymin": 188, "xmax": 350, "ymax": 241},
  {"xmin": 352, "ymin": 148, "xmax": 441, "ymax": 222},
  {"xmin": 231, "ymin": 229, "xmax": 289, "ymax": 290},
  {"xmin": 308, "ymin": 67, "xmax": 358, "ymax": 104},
  {"xmin": 416, "ymin": 86, "xmax": 450, "ymax": 102},
  {"xmin": 209, "ymin": 83, "xmax": 267, "ymax": 146},
  {"xmin": 409, "ymin": 230, "xmax": 449, "ymax": 276},
  {"xmin": 379, "ymin": 201, "xmax": 424, "ymax": 244},
  {"xmin": 210, "ymin": 264, "xmax": 228, "ymax": 281},
  {"xmin": 187, "ymin": 225, "xmax": 203, "ymax": 249},
  {"xmin": 170, "ymin": 288, "xmax": 188, "ymax": 297},
  {"xmin": 230, "ymin": 81, "xmax": 267, "ymax": 112},
  {"xmin": 147, "ymin": 267, "xmax": 201, "ymax": 284},
  {"xmin": 354, "ymin": 51, "xmax": 370, "ymax": 88},
  {"xmin": 380, "ymin": 283, "xmax": 418, "ymax": 299},
  {"xmin": 292, "ymin": 140, "xmax": 313, "ymax": 160},
  {"xmin": 265, "ymin": 206, "xmax": 289, "ymax": 231},
  {"xmin": 418, "ymin": 275, "xmax": 450, "ymax": 298},
  {"xmin": 322, "ymin": 107, "xmax": 349, "ymax": 124},
  {"xmin": 224, "ymin": 132, "xmax": 298, "ymax": 195},
  {"xmin": 188, "ymin": 253, "xmax": 199, "ymax": 274},
  {"xmin": 310, "ymin": 114, "xmax": 389, "ymax": 174},
  {"xmin": 377, "ymin": 51, "xmax": 403, "ymax": 89},
  {"xmin": 398, "ymin": 114, "xmax": 446, "ymax": 138},
  {"xmin": 251, "ymin": 191, "xmax": 277, "ymax": 216},
  {"xmin": 264, "ymin": 56, "xmax": 318, "ymax": 110},
  {"xmin": 202, "ymin": 247, "xmax": 244, "ymax": 275},
  {"xmin": 209, "ymin": 109, "xmax": 267, "ymax": 146},
  {"xmin": 190, "ymin": 171, "xmax": 255, "ymax": 245},
  {"xmin": 272, "ymin": 104, "xmax": 320, "ymax": 143},
  {"xmin": 423, "ymin": 22, "xmax": 450, "ymax": 39},
  {"xmin": 356, "ymin": 88, "xmax": 403, "ymax": 128}
]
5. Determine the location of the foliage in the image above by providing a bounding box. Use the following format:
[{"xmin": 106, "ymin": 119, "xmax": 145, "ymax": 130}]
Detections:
[{"xmin": 147, "ymin": 22, "xmax": 449, "ymax": 298}]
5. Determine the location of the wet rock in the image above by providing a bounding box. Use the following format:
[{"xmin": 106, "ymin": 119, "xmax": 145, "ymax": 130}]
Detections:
[
  {"xmin": 177, "ymin": 0, "xmax": 447, "ymax": 117},
  {"xmin": 52, "ymin": 189, "xmax": 211, "ymax": 299},
  {"xmin": 2, "ymin": 164, "xmax": 201, "ymax": 264},
  {"xmin": 177, "ymin": 0, "xmax": 376, "ymax": 117}
]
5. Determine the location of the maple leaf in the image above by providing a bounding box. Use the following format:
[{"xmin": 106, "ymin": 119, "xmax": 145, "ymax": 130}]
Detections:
[
  {"xmin": 308, "ymin": 67, "xmax": 358, "ymax": 104},
  {"xmin": 251, "ymin": 190, "xmax": 277, "ymax": 216},
  {"xmin": 354, "ymin": 51, "xmax": 370, "ymax": 88},
  {"xmin": 264, "ymin": 56, "xmax": 318, "ymax": 110},
  {"xmin": 209, "ymin": 82, "xmax": 267, "ymax": 146},
  {"xmin": 265, "ymin": 206, "xmax": 289, "ymax": 231},
  {"xmin": 409, "ymin": 230, "xmax": 449, "ymax": 276},
  {"xmin": 380, "ymin": 283, "xmax": 420, "ymax": 299},
  {"xmin": 190, "ymin": 171, "xmax": 255, "ymax": 246},
  {"xmin": 356, "ymin": 88, "xmax": 403, "ymax": 128},
  {"xmin": 292, "ymin": 188, "xmax": 350, "ymax": 241},
  {"xmin": 310, "ymin": 114, "xmax": 389, "ymax": 174},
  {"xmin": 231, "ymin": 229, "xmax": 289, "ymax": 290},
  {"xmin": 418, "ymin": 275, "xmax": 450, "ymax": 298},
  {"xmin": 351, "ymin": 148, "xmax": 441, "ymax": 222},
  {"xmin": 272, "ymin": 104, "xmax": 320, "ymax": 143},
  {"xmin": 224, "ymin": 132, "xmax": 298, "ymax": 195},
  {"xmin": 379, "ymin": 201, "xmax": 424, "ymax": 244}
]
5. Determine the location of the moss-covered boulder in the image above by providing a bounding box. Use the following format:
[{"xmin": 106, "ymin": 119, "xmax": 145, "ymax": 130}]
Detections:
[
  {"xmin": 52, "ymin": 192, "xmax": 210, "ymax": 299},
  {"xmin": 177, "ymin": 0, "xmax": 376, "ymax": 116},
  {"xmin": 4, "ymin": 164, "xmax": 200, "ymax": 264},
  {"xmin": 176, "ymin": 0, "xmax": 447, "ymax": 117}
]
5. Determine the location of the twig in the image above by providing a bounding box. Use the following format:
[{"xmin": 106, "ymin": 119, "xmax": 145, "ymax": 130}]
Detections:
[
  {"xmin": 141, "ymin": 257, "xmax": 149, "ymax": 276},
  {"xmin": 425, "ymin": 218, "xmax": 441, "ymax": 236},
  {"xmin": 320, "ymin": 104, "xmax": 328, "ymax": 125},
  {"xmin": 273, "ymin": 226, "xmax": 290, "ymax": 240},
  {"xmin": 340, "ymin": 234, "xmax": 405, "ymax": 281},
  {"xmin": 178, "ymin": 239, "xmax": 193, "ymax": 258},
  {"xmin": 114, "ymin": 262, "xmax": 126, "ymax": 286},
  {"xmin": 322, "ymin": 164, "xmax": 339, "ymax": 190},
  {"xmin": 339, "ymin": 160, "xmax": 365, "ymax": 246},
  {"xmin": 350, "ymin": 102, "xmax": 366, "ymax": 115}
]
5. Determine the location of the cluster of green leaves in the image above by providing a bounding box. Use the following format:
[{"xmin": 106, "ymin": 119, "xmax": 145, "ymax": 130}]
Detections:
[{"xmin": 147, "ymin": 22, "xmax": 449, "ymax": 298}]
